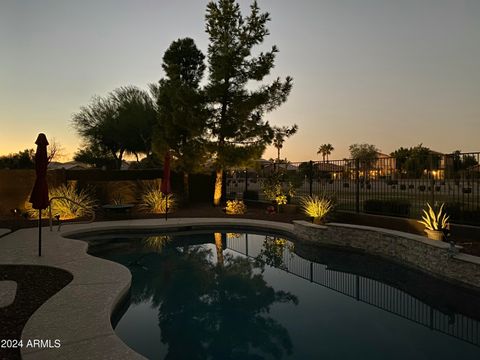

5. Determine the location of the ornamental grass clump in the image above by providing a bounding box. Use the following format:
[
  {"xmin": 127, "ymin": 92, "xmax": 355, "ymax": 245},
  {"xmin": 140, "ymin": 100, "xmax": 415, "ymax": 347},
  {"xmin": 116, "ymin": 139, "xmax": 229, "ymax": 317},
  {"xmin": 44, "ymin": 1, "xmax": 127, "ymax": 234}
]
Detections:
[
  {"xmin": 25, "ymin": 183, "xmax": 96, "ymax": 220},
  {"xmin": 225, "ymin": 200, "xmax": 247, "ymax": 215},
  {"xmin": 300, "ymin": 195, "xmax": 333, "ymax": 225},
  {"xmin": 140, "ymin": 183, "xmax": 175, "ymax": 214},
  {"xmin": 418, "ymin": 203, "xmax": 449, "ymax": 231}
]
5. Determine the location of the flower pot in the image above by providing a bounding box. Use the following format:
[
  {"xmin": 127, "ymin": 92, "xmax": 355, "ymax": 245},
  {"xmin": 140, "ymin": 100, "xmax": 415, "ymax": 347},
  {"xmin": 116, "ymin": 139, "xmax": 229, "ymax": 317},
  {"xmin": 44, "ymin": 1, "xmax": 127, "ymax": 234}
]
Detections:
[
  {"xmin": 424, "ymin": 229, "xmax": 444, "ymax": 241},
  {"xmin": 313, "ymin": 217, "xmax": 326, "ymax": 225}
]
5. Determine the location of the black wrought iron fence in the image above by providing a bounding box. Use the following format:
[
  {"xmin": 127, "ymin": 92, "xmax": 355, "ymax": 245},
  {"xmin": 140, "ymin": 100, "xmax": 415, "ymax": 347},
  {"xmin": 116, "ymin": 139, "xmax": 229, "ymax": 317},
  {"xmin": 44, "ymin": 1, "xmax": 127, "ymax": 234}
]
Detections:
[
  {"xmin": 225, "ymin": 235, "xmax": 480, "ymax": 348},
  {"xmin": 225, "ymin": 152, "xmax": 480, "ymax": 225}
]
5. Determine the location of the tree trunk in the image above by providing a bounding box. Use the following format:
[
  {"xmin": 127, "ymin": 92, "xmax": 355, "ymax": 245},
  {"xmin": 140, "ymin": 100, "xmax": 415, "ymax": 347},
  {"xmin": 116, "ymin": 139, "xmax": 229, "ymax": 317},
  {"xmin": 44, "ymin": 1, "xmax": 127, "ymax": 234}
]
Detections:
[
  {"xmin": 214, "ymin": 232, "xmax": 224, "ymax": 267},
  {"xmin": 183, "ymin": 172, "xmax": 189, "ymax": 202},
  {"xmin": 213, "ymin": 169, "xmax": 223, "ymax": 206},
  {"xmin": 116, "ymin": 149, "xmax": 125, "ymax": 170}
]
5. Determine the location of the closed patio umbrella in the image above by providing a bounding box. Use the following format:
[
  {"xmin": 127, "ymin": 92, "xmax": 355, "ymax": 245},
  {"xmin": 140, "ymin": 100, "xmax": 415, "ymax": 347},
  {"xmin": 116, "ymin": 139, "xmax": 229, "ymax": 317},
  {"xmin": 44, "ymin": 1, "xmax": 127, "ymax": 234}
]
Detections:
[
  {"xmin": 160, "ymin": 152, "xmax": 171, "ymax": 221},
  {"xmin": 29, "ymin": 133, "xmax": 49, "ymax": 256}
]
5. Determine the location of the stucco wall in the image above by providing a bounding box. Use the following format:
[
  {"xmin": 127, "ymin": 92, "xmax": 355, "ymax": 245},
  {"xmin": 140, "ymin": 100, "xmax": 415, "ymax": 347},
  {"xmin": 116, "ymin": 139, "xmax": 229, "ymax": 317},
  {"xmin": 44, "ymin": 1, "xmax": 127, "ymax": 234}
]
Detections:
[{"xmin": 0, "ymin": 170, "xmax": 66, "ymax": 215}]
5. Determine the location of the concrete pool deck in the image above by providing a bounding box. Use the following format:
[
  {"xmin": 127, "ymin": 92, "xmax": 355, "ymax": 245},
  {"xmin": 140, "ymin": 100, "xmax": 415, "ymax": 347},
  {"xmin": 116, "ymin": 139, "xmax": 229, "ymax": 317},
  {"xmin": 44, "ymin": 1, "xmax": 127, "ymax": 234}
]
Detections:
[
  {"xmin": 0, "ymin": 228, "xmax": 11, "ymax": 237},
  {"xmin": 0, "ymin": 218, "xmax": 294, "ymax": 359}
]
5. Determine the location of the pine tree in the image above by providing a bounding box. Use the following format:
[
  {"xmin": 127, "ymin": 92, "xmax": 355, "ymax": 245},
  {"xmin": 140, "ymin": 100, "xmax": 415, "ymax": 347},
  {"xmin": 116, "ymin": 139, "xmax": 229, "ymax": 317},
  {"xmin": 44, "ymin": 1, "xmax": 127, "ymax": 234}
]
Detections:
[
  {"xmin": 152, "ymin": 38, "xmax": 208, "ymax": 200},
  {"xmin": 205, "ymin": 0, "xmax": 293, "ymax": 205}
]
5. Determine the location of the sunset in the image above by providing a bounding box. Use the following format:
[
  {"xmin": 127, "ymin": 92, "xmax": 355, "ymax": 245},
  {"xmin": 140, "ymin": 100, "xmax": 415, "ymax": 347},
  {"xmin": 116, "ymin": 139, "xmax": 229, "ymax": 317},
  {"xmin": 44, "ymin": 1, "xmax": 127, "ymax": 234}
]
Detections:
[
  {"xmin": 1, "ymin": 0, "xmax": 479, "ymax": 160},
  {"xmin": 1, "ymin": 1, "xmax": 480, "ymax": 359}
]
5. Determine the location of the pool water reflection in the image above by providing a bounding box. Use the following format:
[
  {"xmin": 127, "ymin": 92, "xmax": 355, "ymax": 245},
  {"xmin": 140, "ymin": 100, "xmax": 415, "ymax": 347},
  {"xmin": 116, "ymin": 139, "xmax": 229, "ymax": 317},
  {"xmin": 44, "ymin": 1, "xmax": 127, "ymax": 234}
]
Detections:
[{"xmin": 91, "ymin": 231, "xmax": 480, "ymax": 360}]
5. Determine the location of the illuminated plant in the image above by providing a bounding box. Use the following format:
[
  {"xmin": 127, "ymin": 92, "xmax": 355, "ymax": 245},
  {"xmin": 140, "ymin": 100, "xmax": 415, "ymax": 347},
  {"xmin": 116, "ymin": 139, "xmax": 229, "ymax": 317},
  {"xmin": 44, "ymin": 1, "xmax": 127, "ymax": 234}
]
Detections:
[
  {"xmin": 227, "ymin": 232, "xmax": 242, "ymax": 239},
  {"xmin": 140, "ymin": 183, "xmax": 175, "ymax": 214},
  {"xmin": 226, "ymin": 200, "xmax": 247, "ymax": 215},
  {"xmin": 418, "ymin": 203, "xmax": 449, "ymax": 231},
  {"xmin": 25, "ymin": 183, "xmax": 96, "ymax": 220},
  {"xmin": 275, "ymin": 194, "xmax": 288, "ymax": 206},
  {"xmin": 300, "ymin": 195, "xmax": 333, "ymax": 224},
  {"xmin": 261, "ymin": 171, "xmax": 296, "ymax": 211}
]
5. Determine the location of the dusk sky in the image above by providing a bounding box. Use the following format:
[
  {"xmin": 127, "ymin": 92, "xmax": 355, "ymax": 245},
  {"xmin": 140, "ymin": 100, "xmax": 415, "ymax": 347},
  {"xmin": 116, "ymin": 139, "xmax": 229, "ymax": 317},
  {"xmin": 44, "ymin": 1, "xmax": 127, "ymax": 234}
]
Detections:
[{"xmin": 1, "ymin": 0, "xmax": 479, "ymax": 161}]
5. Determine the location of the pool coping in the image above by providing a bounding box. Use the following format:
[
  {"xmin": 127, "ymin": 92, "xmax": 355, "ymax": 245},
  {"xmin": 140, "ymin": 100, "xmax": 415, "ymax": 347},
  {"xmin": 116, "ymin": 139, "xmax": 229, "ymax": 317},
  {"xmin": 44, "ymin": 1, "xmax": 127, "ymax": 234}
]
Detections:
[
  {"xmin": 0, "ymin": 228, "xmax": 11, "ymax": 238},
  {"xmin": 0, "ymin": 217, "xmax": 479, "ymax": 359},
  {"xmin": 293, "ymin": 220, "xmax": 480, "ymax": 289},
  {"xmin": 0, "ymin": 218, "xmax": 293, "ymax": 359}
]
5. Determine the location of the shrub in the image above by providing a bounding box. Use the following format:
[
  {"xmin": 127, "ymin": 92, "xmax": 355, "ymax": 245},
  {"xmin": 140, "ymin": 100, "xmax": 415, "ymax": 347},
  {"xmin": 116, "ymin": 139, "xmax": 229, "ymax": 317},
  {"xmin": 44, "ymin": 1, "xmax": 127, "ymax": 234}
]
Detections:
[
  {"xmin": 140, "ymin": 183, "xmax": 175, "ymax": 214},
  {"xmin": 300, "ymin": 195, "xmax": 333, "ymax": 224},
  {"xmin": 226, "ymin": 200, "xmax": 247, "ymax": 215},
  {"xmin": 364, "ymin": 199, "xmax": 411, "ymax": 217},
  {"xmin": 260, "ymin": 172, "xmax": 296, "ymax": 205},
  {"xmin": 25, "ymin": 183, "xmax": 96, "ymax": 220}
]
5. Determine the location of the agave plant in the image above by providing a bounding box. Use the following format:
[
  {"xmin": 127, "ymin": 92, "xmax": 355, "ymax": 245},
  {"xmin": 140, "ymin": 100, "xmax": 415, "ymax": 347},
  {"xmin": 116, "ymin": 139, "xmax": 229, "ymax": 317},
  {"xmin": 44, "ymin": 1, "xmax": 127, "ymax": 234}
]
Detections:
[
  {"xmin": 418, "ymin": 203, "xmax": 449, "ymax": 231},
  {"xmin": 300, "ymin": 195, "xmax": 333, "ymax": 224}
]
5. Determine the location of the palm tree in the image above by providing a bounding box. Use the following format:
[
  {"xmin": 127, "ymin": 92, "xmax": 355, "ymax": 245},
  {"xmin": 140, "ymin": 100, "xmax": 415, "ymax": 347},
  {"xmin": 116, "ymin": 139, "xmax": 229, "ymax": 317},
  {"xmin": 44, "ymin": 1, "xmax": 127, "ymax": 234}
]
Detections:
[
  {"xmin": 317, "ymin": 144, "xmax": 334, "ymax": 162},
  {"xmin": 273, "ymin": 125, "xmax": 298, "ymax": 162}
]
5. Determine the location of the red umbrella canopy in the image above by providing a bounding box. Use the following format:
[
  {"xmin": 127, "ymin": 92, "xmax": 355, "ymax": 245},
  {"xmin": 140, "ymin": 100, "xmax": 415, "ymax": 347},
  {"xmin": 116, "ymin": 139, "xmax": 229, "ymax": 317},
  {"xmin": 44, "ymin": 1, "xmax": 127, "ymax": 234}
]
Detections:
[
  {"xmin": 29, "ymin": 133, "xmax": 50, "ymax": 210},
  {"xmin": 160, "ymin": 152, "xmax": 171, "ymax": 195}
]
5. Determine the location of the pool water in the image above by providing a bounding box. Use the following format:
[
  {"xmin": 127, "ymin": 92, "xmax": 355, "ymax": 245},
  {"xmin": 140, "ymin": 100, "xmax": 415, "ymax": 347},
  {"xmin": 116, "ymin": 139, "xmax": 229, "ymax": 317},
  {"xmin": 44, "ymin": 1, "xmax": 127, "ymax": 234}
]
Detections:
[{"xmin": 90, "ymin": 231, "xmax": 480, "ymax": 359}]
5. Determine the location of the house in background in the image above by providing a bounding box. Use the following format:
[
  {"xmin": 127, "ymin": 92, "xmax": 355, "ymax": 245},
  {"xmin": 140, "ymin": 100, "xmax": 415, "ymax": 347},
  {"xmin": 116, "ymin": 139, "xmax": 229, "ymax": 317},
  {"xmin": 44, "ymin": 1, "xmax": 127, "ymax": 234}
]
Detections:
[{"xmin": 48, "ymin": 161, "xmax": 91, "ymax": 170}]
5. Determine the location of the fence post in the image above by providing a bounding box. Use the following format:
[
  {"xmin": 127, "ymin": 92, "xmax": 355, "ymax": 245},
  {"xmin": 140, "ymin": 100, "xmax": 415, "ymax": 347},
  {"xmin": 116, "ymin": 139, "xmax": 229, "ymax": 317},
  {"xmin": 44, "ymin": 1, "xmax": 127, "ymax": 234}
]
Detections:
[
  {"xmin": 431, "ymin": 177, "xmax": 435, "ymax": 205},
  {"xmin": 355, "ymin": 274, "xmax": 360, "ymax": 300},
  {"xmin": 429, "ymin": 155, "xmax": 435, "ymax": 205},
  {"xmin": 244, "ymin": 168, "xmax": 248, "ymax": 194},
  {"xmin": 355, "ymin": 159, "xmax": 360, "ymax": 213},
  {"xmin": 309, "ymin": 161, "xmax": 313, "ymax": 196},
  {"xmin": 221, "ymin": 170, "xmax": 227, "ymax": 202}
]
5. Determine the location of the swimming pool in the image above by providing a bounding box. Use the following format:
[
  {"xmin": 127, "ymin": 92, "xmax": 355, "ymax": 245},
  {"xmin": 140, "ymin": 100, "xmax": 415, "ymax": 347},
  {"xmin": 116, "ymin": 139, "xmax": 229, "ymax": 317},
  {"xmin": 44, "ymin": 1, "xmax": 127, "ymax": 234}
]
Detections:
[{"xmin": 87, "ymin": 230, "xmax": 480, "ymax": 359}]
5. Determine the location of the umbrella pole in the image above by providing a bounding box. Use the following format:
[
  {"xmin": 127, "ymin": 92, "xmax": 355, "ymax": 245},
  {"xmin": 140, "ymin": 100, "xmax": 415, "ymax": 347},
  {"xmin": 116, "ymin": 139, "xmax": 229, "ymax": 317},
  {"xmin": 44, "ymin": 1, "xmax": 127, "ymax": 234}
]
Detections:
[{"xmin": 38, "ymin": 210, "xmax": 42, "ymax": 257}]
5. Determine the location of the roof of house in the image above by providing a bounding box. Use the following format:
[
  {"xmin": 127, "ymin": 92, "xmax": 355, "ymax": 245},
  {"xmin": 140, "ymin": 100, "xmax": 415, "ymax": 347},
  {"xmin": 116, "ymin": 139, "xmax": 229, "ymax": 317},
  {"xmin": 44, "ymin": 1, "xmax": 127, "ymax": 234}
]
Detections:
[
  {"xmin": 315, "ymin": 162, "xmax": 344, "ymax": 171},
  {"xmin": 48, "ymin": 161, "xmax": 91, "ymax": 170}
]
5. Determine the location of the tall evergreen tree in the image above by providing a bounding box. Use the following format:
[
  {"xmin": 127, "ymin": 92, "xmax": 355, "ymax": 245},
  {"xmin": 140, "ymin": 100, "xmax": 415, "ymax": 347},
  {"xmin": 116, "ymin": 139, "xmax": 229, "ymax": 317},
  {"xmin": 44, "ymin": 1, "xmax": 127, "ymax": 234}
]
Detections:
[
  {"xmin": 205, "ymin": 0, "xmax": 293, "ymax": 205},
  {"xmin": 152, "ymin": 38, "xmax": 208, "ymax": 200}
]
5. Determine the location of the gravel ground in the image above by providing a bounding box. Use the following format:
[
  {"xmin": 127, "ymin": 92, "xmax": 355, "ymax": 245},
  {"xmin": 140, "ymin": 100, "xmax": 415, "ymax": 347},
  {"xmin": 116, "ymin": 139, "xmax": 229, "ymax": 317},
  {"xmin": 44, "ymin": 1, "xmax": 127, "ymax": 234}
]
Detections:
[{"xmin": 0, "ymin": 266, "xmax": 72, "ymax": 360}]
